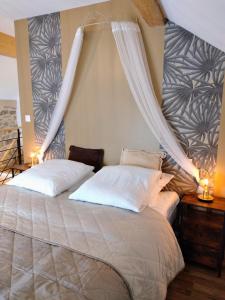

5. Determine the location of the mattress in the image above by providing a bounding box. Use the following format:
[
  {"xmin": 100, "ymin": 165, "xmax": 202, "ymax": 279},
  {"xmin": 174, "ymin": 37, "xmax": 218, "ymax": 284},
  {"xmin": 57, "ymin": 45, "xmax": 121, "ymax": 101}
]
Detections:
[
  {"xmin": 0, "ymin": 185, "xmax": 184, "ymax": 300},
  {"xmin": 151, "ymin": 191, "xmax": 180, "ymax": 224}
]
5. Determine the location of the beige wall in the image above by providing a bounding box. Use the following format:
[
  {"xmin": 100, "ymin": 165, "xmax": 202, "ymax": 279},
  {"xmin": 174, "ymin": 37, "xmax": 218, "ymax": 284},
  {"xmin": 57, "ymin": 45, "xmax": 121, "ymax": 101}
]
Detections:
[
  {"xmin": 214, "ymin": 86, "xmax": 225, "ymax": 197},
  {"xmin": 15, "ymin": 0, "xmax": 165, "ymax": 165},
  {"xmin": 15, "ymin": 19, "xmax": 35, "ymax": 163},
  {"xmin": 60, "ymin": 0, "xmax": 165, "ymax": 164}
]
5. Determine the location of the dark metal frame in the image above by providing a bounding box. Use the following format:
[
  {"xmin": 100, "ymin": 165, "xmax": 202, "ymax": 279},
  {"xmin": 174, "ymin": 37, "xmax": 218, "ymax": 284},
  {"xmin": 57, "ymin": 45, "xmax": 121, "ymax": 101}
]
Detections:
[{"xmin": 0, "ymin": 128, "xmax": 23, "ymax": 184}]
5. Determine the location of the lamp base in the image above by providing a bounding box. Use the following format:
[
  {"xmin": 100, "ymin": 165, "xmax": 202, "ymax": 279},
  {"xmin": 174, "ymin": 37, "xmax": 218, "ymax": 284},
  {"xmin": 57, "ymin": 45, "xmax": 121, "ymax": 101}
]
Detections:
[{"xmin": 197, "ymin": 194, "xmax": 214, "ymax": 203}]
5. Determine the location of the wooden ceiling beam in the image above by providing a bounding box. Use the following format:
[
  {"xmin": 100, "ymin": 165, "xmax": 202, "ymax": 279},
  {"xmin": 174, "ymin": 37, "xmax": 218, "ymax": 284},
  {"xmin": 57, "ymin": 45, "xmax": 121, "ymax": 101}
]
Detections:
[
  {"xmin": 0, "ymin": 32, "xmax": 16, "ymax": 58},
  {"xmin": 132, "ymin": 0, "xmax": 165, "ymax": 26}
]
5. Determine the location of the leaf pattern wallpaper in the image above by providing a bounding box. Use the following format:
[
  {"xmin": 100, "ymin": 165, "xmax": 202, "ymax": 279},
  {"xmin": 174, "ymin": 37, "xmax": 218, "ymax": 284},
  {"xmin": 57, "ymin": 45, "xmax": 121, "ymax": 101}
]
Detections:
[
  {"xmin": 162, "ymin": 21, "xmax": 225, "ymax": 193},
  {"xmin": 28, "ymin": 13, "xmax": 65, "ymax": 159}
]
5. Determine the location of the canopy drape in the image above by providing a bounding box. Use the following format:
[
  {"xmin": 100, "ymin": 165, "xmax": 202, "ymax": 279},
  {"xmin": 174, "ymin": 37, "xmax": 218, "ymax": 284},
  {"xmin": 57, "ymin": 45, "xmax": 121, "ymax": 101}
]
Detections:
[
  {"xmin": 40, "ymin": 27, "xmax": 84, "ymax": 161},
  {"xmin": 39, "ymin": 21, "xmax": 199, "ymax": 180},
  {"xmin": 111, "ymin": 21, "xmax": 199, "ymax": 179}
]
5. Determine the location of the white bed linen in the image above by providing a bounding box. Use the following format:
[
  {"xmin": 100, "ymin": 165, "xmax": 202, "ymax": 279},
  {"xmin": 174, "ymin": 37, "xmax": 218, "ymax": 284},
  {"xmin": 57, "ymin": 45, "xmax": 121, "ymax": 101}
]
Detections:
[
  {"xmin": 151, "ymin": 191, "xmax": 179, "ymax": 223},
  {"xmin": 0, "ymin": 185, "xmax": 184, "ymax": 300}
]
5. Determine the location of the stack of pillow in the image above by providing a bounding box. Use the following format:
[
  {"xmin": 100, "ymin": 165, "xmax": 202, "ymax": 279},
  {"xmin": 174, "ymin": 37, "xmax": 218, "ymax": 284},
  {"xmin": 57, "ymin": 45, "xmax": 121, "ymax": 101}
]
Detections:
[
  {"xmin": 69, "ymin": 148, "xmax": 174, "ymax": 212},
  {"xmin": 8, "ymin": 148, "xmax": 175, "ymax": 214}
]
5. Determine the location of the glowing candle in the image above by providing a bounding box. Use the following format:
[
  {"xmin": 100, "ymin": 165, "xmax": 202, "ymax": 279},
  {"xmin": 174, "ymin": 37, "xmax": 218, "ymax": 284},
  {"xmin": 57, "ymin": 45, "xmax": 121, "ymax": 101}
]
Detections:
[{"xmin": 203, "ymin": 178, "xmax": 209, "ymax": 199}]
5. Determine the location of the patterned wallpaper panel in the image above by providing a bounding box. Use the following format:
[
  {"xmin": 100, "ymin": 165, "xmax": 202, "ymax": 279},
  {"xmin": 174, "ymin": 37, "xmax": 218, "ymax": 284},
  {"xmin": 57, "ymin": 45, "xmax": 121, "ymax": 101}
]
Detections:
[
  {"xmin": 162, "ymin": 21, "xmax": 225, "ymax": 193},
  {"xmin": 28, "ymin": 13, "xmax": 65, "ymax": 159}
]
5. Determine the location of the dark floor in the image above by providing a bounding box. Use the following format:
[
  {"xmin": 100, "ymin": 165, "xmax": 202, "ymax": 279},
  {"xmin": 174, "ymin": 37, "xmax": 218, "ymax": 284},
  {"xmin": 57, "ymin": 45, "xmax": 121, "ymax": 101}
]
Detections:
[{"xmin": 167, "ymin": 263, "xmax": 225, "ymax": 300}]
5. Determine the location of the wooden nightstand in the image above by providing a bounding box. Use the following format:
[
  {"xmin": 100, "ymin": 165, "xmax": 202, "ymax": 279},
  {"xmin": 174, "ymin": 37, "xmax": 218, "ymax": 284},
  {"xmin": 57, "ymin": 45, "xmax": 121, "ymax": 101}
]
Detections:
[
  {"xmin": 11, "ymin": 163, "xmax": 31, "ymax": 177},
  {"xmin": 179, "ymin": 194, "xmax": 225, "ymax": 277}
]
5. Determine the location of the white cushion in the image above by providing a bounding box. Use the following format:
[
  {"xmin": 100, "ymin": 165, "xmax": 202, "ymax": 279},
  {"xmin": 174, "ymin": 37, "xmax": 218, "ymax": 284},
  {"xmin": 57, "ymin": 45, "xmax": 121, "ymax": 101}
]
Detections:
[
  {"xmin": 69, "ymin": 165, "xmax": 162, "ymax": 212},
  {"xmin": 7, "ymin": 159, "xmax": 94, "ymax": 197},
  {"xmin": 120, "ymin": 148, "xmax": 166, "ymax": 170},
  {"xmin": 148, "ymin": 173, "xmax": 174, "ymax": 206}
]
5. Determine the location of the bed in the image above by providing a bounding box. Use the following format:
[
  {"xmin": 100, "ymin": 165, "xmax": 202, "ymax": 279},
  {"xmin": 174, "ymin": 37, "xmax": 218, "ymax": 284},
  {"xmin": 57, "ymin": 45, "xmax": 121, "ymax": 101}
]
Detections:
[
  {"xmin": 0, "ymin": 148, "xmax": 184, "ymax": 300},
  {"xmin": 0, "ymin": 185, "xmax": 183, "ymax": 300}
]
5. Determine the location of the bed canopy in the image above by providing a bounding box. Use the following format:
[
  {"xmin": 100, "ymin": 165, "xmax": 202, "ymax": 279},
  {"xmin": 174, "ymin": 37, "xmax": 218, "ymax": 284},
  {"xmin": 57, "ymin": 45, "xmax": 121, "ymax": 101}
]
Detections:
[{"xmin": 39, "ymin": 21, "xmax": 199, "ymax": 181}]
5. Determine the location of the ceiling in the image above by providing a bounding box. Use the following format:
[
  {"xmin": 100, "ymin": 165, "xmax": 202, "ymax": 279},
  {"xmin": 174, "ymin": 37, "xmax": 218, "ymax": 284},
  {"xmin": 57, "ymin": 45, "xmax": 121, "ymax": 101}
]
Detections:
[
  {"xmin": 0, "ymin": 0, "xmax": 109, "ymax": 20},
  {"xmin": 160, "ymin": 0, "xmax": 225, "ymax": 53},
  {"xmin": 0, "ymin": 0, "xmax": 225, "ymax": 53},
  {"xmin": 0, "ymin": 16, "xmax": 14, "ymax": 35}
]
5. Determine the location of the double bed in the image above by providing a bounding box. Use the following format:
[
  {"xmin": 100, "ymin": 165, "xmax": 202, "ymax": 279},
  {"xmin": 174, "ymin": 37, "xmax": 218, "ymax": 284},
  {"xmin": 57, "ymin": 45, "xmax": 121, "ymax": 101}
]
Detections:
[{"xmin": 0, "ymin": 148, "xmax": 184, "ymax": 300}]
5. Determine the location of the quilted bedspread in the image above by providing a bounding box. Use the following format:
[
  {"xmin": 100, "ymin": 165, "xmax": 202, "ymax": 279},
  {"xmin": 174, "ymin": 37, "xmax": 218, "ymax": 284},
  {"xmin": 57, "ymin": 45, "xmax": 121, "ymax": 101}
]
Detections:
[
  {"xmin": 0, "ymin": 185, "xmax": 184, "ymax": 300},
  {"xmin": 0, "ymin": 226, "xmax": 131, "ymax": 300}
]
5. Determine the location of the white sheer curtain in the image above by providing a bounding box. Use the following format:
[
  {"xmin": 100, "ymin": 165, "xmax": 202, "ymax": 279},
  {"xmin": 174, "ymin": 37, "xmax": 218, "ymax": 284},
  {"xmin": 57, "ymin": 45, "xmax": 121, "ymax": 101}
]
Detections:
[
  {"xmin": 39, "ymin": 27, "xmax": 84, "ymax": 161},
  {"xmin": 111, "ymin": 21, "xmax": 199, "ymax": 180},
  {"xmin": 39, "ymin": 21, "xmax": 198, "ymax": 180}
]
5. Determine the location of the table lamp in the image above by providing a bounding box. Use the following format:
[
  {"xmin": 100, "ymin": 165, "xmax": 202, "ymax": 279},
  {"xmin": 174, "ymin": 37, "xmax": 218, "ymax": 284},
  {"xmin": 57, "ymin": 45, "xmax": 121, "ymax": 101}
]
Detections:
[{"xmin": 198, "ymin": 177, "xmax": 214, "ymax": 202}]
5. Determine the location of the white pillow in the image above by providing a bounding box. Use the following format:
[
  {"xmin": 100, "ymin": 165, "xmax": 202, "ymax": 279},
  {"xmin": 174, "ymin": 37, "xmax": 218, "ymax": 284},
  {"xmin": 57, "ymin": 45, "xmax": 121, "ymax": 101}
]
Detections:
[
  {"xmin": 7, "ymin": 159, "xmax": 94, "ymax": 197},
  {"xmin": 69, "ymin": 165, "xmax": 162, "ymax": 212},
  {"xmin": 120, "ymin": 148, "xmax": 166, "ymax": 170},
  {"xmin": 148, "ymin": 173, "xmax": 174, "ymax": 207}
]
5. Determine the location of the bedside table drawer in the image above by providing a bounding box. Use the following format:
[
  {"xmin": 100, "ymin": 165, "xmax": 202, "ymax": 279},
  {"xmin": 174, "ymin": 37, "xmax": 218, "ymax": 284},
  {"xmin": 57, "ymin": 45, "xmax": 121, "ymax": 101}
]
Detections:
[
  {"xmin": 182, "ymin": 241, "xmax": 218, "ymax": 268},
  {"xmin": 183, "ymin": 206, "xmax": 224, "ymax": 228},
  {"xmin": 182, "ymin": 218, "xmax": 222, "ymax": 249}
]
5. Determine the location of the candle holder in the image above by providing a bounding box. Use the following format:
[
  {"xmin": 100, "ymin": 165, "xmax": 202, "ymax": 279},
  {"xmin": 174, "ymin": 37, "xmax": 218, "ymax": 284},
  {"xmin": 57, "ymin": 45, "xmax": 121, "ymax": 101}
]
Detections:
[{"xmin": 198, "ymin": 178, "xmax": 214, "ymax": 202}]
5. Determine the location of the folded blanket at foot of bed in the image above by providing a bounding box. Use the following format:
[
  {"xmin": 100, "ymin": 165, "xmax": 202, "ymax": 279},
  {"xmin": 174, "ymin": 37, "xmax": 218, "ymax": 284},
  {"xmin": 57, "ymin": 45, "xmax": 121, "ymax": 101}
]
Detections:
[{"xmin": 0, "ymin": 226, "xmax": 132, "ymax": 300}]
